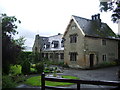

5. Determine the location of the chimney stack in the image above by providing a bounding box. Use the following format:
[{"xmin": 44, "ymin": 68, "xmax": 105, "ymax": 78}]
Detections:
[
  {"xmin": 91, "ymin": 13, "xmax": 101, "ymax": 20},
  {"xmin": 91, "ymin": 13, "xmax": 101, "ymax": 28},
  {"xmin": 92, "ymin": 15, "xmax": 94, "ymax": 20}
]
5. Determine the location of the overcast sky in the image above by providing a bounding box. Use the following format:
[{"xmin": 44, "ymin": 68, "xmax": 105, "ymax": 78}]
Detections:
[{"xmin": 0, "ymin": 0, "xmax": 118, "ymax": 50}]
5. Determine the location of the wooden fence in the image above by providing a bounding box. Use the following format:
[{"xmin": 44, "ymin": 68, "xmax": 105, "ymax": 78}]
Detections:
[{"xmin": 41, "ymin": 73, "xmax": 120, "ymax": 90}]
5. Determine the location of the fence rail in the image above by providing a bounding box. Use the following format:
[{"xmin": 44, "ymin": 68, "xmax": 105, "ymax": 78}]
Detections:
[{"xmin": 41, "ymin": 73, "xmax": 120, "ymax": 90}]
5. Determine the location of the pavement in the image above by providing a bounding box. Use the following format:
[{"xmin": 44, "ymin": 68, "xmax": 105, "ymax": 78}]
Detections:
[{"xmin": 16, "ymin": 66, "xmax": 120, "ymax": 89}]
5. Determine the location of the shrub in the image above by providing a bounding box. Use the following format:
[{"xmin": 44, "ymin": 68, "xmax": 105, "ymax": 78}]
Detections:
[
  {"xmin": 58, "ymin": 61, "xmax": 64, "ymax": 66},
  {"xmin": 35, "ymin": 62, "xmax": 44, "ymax": 74},
  {"xmin": 63, "ymin": 63, "xmax": 69, "ymax": 68},
  {"xmin": 21, "ymin": 59, "xmax": 31, "ymax": 75},
  {"xmin": 9, "ymin": 65, "xmax": 22, "ymax": 76},
  {"xmin": 30, "ymin": 68, "xmax": 37, "ymax": 74},
  {"xmin": 2, "ymin": 75, "xmax": 16, "ymax": 88}
]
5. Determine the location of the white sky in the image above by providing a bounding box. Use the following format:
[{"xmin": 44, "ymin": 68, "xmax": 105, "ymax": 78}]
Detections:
[{"xmin": 0, "ymin": 0, "xmax": 118, "ymax": 49}]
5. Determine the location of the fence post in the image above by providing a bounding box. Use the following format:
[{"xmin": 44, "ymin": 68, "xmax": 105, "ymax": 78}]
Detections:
[
  {"xmin": 41, "ymin": 72, "xmax": 45, "ymax": 90},
  {"xmin": 77, "ymin": 83, "xmax": 80, "ymax": 90}
]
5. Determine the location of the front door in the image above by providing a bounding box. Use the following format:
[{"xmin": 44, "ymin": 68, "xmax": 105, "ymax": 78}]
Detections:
[{"xmin": 89, "ymin": 54, "xmax": 94, "ymax": 67}]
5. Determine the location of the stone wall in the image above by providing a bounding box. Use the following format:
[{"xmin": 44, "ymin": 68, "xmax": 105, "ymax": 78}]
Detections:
[
  {"xmin": 64, "ymin": 20, "xmax": 118, "ymax": 68},
  {"xmin": 64, "ymin": 20, "xmax": 85, "ymax": 68},
  {"xmin": 84, "ymin": 37, "xmax": 118, "ymax": 67}
]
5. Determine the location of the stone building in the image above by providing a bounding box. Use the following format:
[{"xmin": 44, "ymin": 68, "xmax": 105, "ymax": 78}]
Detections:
[
  {"xmin": 33, "ymin": 14, "xmax": 119, "ymax": 68},
  {"xmin": 32, "ymin": 33, "xmax": 64, "ymax": 62},
  {"xmin": 63, "ymin": 14, "xmax": 119, "ymax": 68}
]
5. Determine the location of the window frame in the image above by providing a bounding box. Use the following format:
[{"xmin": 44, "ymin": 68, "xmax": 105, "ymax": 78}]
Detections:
[
  {"xmin": 69, "ymin": 52, "xmax": 77, "ymax": 61},
  {"xmin": 102, "ymin": 39, "xmax": 106, "ymax": 45},
  {"xmin": 70, "ymin": 34, "xmax": 78, "ymax": 43},
  {"xmin": 102, "ymin": 54, "xmax": 107, "ymax": 61}
]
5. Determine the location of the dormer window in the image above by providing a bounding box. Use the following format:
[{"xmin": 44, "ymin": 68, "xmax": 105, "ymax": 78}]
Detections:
[
  {"xmin": 52, "ymin": 41, "xmax": 59, "ymax": 48},
  {"xmin": 46, "ymin": 42, "xmax": 50, "ymax": 49}
]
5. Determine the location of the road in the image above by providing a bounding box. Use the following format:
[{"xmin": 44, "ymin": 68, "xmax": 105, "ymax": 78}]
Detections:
[
  {"xmin": 59, "ymin": 66, "xmax": 120, "ymax": 89},
  {"xmin": 16, "ymin": 66, "xmax": 120, "ymax": 89}
]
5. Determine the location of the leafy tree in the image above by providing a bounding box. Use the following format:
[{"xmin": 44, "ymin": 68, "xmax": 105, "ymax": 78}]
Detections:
[
  {"xmin": 2, "ymin": 14, "xmax": 22, "ymax": 74},
  {"xmin": 21, "ymin": 59, "xmax": 30, "ymax": 75},
  {"xmin": 99, "ymin": 0, "xmax": 120, "ymax": 23},
  {"xmin": 17, "ymin": 51, "xmax": 32, "ymax": 64},
  {"xmin": 32, "ymin": 52, "xmax": 41, "ymax": 63},
  {"xmin": 13, "ymin": 36, "xmax": 26, "ymax": 50}
]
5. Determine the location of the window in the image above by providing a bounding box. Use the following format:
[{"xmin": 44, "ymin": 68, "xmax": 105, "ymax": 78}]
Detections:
[
  {"xmin": 50, "ymin": 53, "xmax": 53, "ymax": 59},
  {"xmin": 102, "ymin": 39, "xmax": 106, "ymax": 45},
  {"xmin": 46, "ymin": 42, "xmax": 50, "ymax": 49},
  {"xmin": 69, "ymin": 52, "xmax": 77, "ymax": 61},
  {"xmin": 71, "ymin": 25, "xmax": 76, "ymax": 30},
  {"xmin": 55, "ymin": 53, "xmax": 59, "ymax": 59},
  {"xmin": 52, "ymin": 41, "xmax": 59, "ymax": 48},
  {"xmin": 102, "ymin": 54, "xmax": 106, "ymax": 61},
  {"xmin": 70, "ymin": 34, "xmax": 77, "ymax": 43},
  {"xmin": 45, "ymin": 53, "xmax": 48, "ymax": 59},
  {"xmin": 60, "ymin": 53, "xmax": 64, "ymax": 59}
]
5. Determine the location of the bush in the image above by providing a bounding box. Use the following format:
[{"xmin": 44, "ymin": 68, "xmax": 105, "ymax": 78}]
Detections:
[
  {"xmin": 35, "ymin": 62, "xmax": 44, "ymax": 74},
  {"xmin": 63, "ymin": 63, "xmax": 69, "ymax": 68},
  {"xmin": 58, "ymin": 61, "xmax": 64, "ymax": 66},
  {"xmin": 21, "ymin": 59, "xmax": 31, "ymax": 75},
  {"xmin": 2, "ymin": 75, "xmax": 16, "ymax": 88},
  {"xmin": 30, "ymin": 68, "xmax": 37, "ymax": 74},
  {"xmin": 9, "ymin": 65, "xmax": 22, "ymax": 76}
]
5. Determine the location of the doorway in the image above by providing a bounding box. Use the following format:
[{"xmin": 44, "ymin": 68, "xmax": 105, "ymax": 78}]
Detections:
[{"xmin": 89, "ymin": 54, "xmax": 94, "ymax": 67}]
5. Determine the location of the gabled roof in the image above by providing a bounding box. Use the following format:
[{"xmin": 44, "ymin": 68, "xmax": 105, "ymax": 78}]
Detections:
[{"xmin": 63, "ymin": 15, "xmax": 117, "ymax": 40}]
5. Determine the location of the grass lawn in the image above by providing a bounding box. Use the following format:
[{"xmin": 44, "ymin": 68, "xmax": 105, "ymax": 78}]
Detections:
[{"xmin": 25, "ymin": 75, "xmax": 79, "ymax": 87}]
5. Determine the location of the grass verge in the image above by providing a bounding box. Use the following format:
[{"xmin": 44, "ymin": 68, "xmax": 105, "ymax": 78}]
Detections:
[{"xmin": 25, "ymin": 75, "xmax": 79, "ymax": 87}]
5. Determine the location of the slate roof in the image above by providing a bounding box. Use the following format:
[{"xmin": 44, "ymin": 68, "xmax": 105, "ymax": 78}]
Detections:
[{"xmin": 65, "ymin": 15, "xmax": 117, "ymax": 39}]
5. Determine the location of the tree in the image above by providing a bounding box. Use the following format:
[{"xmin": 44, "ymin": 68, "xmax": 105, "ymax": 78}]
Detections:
[
  {"xmin": 21, "ymin": 58, "xmax": 30, "ymax": 75},
  {"xmin": 2, "ymin": 14, "xmax": 22, "ymax": 74},
  {"xmin": 99, "ymin": 0, "xmax": 120, "ymax": 23},
  {"xmin": 13, "ymin": 36, "xmax": 26, "ymax": 50}
]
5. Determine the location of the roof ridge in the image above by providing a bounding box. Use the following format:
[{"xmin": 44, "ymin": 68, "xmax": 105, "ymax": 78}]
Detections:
[
  {"xmin": 49, "ymin": 34, "xmax": 63, "ymax": 37},
  {"xmin": 72, "ymin": 15, "xmax": 91, "ymax": 21}
]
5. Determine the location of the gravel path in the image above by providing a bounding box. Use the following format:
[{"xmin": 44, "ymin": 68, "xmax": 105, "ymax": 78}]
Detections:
[{"xmin": 16, "ymin": 66, "xmax": 120, "ymax": 89}]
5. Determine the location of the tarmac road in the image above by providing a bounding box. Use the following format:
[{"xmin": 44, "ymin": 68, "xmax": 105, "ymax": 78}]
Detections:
[
  {"xmin": 16, "ymin": 66, "xmax": 120, "ymax": 89},
  {"xmin": 60, "ymin": 66, "xmax": 120, "ymax": 89}
]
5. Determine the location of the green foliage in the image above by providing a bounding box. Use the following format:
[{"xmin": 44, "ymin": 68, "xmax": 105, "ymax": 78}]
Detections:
[
  {"xmin": 99, "ymin": 1, "xmax": 120, "ymax": 23},
  {"xmin": 63, "ymin": 63, "xmax": 69, "ymax": 68},
  {"xmin": 2, "ymin": 75, "xmax": 16, "ymax": 88},
  {"xmin": 9, "ymin": 65, "xmax": 22, "ymax": 76},
  {"xmin": 32, "ymin": 52, "xmax": 41, "ymax": 63},
  {"xmin": 21, "ymin": 59, "xmax": 31, "ymax": 75},
  {"xmin": 2, "ymin": 13, "xmax": 21, "ymax": 36},
  {"xmin": 25, "ymin": 75, "xmax": 79, "ymax": 87},
  {"xmin": 35, "ymin": 62, "xmax": 44, "ymax": 74},
  {"xmin": 13, "ymin": 36, "xmax": 26, "ymax": 50},
  {"xmin": 11, "ymin": 75, "xmax": 26, "ymax": 83},
  {"xmin": 43, "ymin": 59, "xmax": 64, "ymax": 66},
  {"xmin": 2, "ymin": 14, "xmax": 22, "ymax": 74},
  {"xmin": 17, "ymin": 51, "xmax": 32, "ymax": 64},
  {"xmin": 30, "ymin": 68, "xmax": 37, "ymax": 74}
]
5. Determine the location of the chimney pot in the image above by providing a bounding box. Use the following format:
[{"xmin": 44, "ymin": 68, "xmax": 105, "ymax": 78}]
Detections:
[
  {"xmin": 98, "ymin": 13, "xmax": 100, "ymax": 19},
  {"xmin": 92, "ymin": 15, "xmax": 94, "ymax": 20}
]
